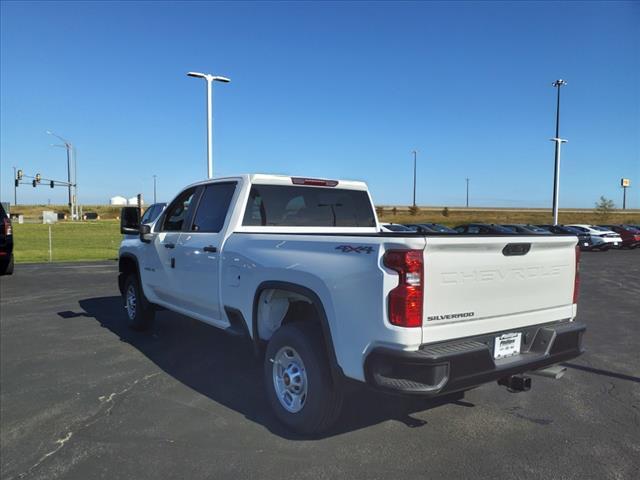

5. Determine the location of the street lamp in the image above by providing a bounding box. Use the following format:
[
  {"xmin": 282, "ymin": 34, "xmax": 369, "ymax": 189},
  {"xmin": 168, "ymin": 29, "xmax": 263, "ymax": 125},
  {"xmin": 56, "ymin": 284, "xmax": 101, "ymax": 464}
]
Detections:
[
  {"xmin": 412, "ymin": 150, "xmax": 417, "ymax": 207},
  {"xmin": 550, "ymin": 79, "xmax": 567, "ymax": 225},
  {"xmin": 47, "ymin": 130, "xmax": 76, "ymax": 219},
  {"xmin": 153, "ymin": 175, "xmax": 157, "ymax": 204},
  {"xmin": 465, "ymin": 177, "xmax": 470, "ymax": 208},
  {"xmin": 187, "ymin": 71, "xmax": 231, "ymax": 179}
]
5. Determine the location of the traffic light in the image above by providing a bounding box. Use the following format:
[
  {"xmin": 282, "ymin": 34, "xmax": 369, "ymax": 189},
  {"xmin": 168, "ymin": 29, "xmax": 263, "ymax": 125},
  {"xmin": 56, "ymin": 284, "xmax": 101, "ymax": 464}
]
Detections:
[
  {"xmin": 32, "ymin": 180, "xmax": 37, "ymax": 187},
  {"xmin": 17, "ymin": 169, "xmax": 23, "ymax": 180},
  {"xmin": 50, "ymin": 181, "xmax": 55, "ymax": 188},
  {"xmin": 15, "ymin": 179, "xmax": 19, "ymax": 187}
]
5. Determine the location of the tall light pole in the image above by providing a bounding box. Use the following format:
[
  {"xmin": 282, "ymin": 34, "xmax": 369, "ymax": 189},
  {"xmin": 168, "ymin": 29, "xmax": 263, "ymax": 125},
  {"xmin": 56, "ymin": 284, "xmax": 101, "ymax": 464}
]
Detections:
[
  {"xmin": 13, "ymin": 166, "xmax": 17, "ymax": 206},
  {"xmin": 187, "ymin": 71, "xmax": 231, "ymax": 179},
  {"xmin": 550, "ymin": 80, "xmax": 567, "ymax": 225},
  {"xmin": 465, "ymin": 177, "xmax": 469, "ymax": 208},
  {"xmin": 153, "ymin": 175, "xmax": 157, "ymax": 204},
  {"xmin": 47, "ymin": 130, "xmax": 75, "ymax": 219},
  {"xmin": 412, "ymin": 150, "xmax": 417, "ymax": 207}
]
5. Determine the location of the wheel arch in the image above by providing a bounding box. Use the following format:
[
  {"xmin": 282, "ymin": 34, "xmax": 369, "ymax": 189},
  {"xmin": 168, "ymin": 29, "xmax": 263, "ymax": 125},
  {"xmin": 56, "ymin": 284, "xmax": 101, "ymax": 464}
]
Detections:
[
  {"xmin": 252, "ymin": 280, "xmax": 343, "ymax": 384},
  {"xmin": 118, "ymin": 253, "xmax": 140, "ymax": 295}
]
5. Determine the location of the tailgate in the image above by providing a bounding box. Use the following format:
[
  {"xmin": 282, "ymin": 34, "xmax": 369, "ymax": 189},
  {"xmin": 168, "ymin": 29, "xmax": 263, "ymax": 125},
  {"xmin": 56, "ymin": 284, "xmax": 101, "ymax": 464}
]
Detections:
[{"xmin": 422, "ymin": 235, "xmax": 578, "ymax": 343}]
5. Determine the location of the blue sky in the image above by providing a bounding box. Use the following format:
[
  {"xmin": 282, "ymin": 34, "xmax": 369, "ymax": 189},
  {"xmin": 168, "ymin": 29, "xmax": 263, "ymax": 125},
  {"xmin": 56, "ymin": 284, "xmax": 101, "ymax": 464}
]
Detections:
[{"xmin": 1, "ymin": 1, "xmax": 638, "ymax": 208}]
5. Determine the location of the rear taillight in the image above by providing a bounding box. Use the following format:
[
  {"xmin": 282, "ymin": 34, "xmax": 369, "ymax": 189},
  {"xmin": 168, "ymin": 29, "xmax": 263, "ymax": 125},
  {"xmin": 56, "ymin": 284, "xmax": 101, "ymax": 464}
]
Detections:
[
  {"xmin": 2, "ymin": 217, "xmax": 11, "ymax": 236},
  {"xmin": 573, "ymin": 245, "xmax": 580, "ymax": 304},
  {"xmin": 383, "ymin": 249, "xmax": 423, "ymax": 327}
]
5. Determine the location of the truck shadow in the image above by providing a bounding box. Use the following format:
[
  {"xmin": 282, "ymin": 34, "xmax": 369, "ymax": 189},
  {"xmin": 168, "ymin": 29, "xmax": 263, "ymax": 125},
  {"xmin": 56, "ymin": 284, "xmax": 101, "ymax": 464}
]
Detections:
[{"xmin": 77, "ymin": 296, "xmax": 467, "ymax": 440}]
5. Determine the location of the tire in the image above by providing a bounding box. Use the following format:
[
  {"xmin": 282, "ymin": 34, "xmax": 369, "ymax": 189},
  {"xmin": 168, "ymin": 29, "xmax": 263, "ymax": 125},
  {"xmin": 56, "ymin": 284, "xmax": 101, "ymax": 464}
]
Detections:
[
  {"xmin": 0, "ymin": 254, "xmax": 14, "ymax": 275},
  {"xmin": 264, "ymin": 322, "xmax": 343, "ymax": 435},
  {"xmin": 123, "ymin": 273, "xmax": 154, "ymax": 331}
]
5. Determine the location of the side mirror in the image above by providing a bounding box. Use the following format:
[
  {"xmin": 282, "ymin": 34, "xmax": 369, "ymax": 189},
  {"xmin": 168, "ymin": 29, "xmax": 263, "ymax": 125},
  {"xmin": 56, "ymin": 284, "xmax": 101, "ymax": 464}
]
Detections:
[
  {"xmin": 139, "ymin": 224, "xmax": 153, "ymax": 243},
  {"xmin": 120, "ymin": 206, "xmax": 141, "ymax": 235}
]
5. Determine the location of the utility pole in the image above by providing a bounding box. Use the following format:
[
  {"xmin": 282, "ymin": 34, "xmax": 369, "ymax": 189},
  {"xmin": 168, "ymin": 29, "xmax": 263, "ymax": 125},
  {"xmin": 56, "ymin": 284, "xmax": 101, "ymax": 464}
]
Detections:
[
  {"xmin": 153, "ymin": 175, "xmax": 157, "ymax": 204},
  {"xmin": 187, "ymin": 71, "xmax": 231, "ymax": 178},
  {"xmin": 47, "ymin": 130, "xmax": 76, "ymax": 220},
  {"xmin": 13, "ymin": 166, "xmax": 17, "ymax": 206},
  {"xmin": 550, "ymin": 79, "xmax": 567, "ymax": 225},
  {"xmin": 412, "ymin": 150, "xmax": 417, "ymax": 207},
  {"xmin": 465, "ymin": 177, "xmax": 469, "ymax": 208}
]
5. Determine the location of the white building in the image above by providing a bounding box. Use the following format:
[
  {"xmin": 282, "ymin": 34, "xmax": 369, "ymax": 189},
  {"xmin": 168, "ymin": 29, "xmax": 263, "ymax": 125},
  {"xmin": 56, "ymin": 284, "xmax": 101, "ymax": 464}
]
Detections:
[
  {"xmin": 110, "ymin": 196, "xmax": 127, "ymax": 206},
  {"xmin": 127, "ymin": 196, "xmax": 144, "ymax": 206}
]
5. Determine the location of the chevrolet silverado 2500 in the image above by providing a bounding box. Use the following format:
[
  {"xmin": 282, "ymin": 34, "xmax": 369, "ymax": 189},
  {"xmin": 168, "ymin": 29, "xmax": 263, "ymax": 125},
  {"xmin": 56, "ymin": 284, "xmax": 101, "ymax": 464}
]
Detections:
[{"xmin": 118, "ymin": 174, "xmax": 585, "ymax": 434}]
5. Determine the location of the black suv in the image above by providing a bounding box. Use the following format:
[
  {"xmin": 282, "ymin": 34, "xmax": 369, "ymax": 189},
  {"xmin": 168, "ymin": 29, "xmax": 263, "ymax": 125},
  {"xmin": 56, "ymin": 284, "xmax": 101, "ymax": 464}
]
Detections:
[{"xmin": 0, "ymin": 204, "xmax": 14, "ymax": 275}]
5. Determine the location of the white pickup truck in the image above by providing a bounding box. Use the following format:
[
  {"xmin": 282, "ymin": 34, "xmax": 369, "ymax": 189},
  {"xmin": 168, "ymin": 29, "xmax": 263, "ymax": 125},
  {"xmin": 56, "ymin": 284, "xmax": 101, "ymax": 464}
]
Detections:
[{"xmin": 118, "ymin": 174, "xmax": 585, "ymax": 434}]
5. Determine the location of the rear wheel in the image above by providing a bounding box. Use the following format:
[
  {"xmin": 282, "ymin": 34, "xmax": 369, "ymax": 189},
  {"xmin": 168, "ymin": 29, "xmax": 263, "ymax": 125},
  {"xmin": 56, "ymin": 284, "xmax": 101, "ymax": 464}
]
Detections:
[
  {"xmin": 123, "ymin": 273, "xmax": 154, "ymax": 331},
  {"xmin": 264, "ymin": 322, "xmax": 343, "ymax": 435}
]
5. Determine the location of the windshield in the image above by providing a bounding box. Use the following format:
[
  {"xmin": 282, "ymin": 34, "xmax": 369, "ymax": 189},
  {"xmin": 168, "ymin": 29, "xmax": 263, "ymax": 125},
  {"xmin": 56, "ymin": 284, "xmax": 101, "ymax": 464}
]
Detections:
[
  {"xmin": 384, "ymin": 224, "xmax": 411, "ymax": 232},
  {"xmin": 491, "ymin": 225, "xmax": 516, "ymax": 233},
  {"xmin": 426, "ymin": 224, "xmax": 457, "ymax": 233},
  {"xmin": 591, "ymin": 226, "xmax": 611, "ymax": 232}
]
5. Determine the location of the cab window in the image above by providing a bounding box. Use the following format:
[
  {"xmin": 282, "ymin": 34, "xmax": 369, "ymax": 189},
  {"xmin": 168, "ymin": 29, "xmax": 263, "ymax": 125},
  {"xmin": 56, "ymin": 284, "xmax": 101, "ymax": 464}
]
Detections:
[
  {"xmin": 162, "ymin": 188, "xmax": 197, "ymax": 231},
  {"xmin": 191, "ymin": 183, "xmax": 236, "ymax": 233}
]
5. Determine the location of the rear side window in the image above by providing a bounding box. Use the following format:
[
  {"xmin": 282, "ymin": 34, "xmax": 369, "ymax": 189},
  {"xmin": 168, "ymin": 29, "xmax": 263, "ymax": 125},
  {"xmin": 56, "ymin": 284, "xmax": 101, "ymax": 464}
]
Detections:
[
  {"xmin": 162, "ymin": 188, "xmax": 197, "ymax": 231},
  {"xmin": 243, "ymin": 185, "xmax": 375, "ymax": 227},
  {"xmin": 191, "ymin": 183, "xmax": 236, "ymax": 233}
]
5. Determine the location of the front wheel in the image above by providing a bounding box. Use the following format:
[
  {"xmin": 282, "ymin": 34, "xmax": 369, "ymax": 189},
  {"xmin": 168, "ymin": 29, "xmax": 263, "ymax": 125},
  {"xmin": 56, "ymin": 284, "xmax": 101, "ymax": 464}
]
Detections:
[
  {"xmin": 0, "ymin": 253, "xmax": 14, "ymax": 275},
  {"xmin": 264, "ymin": 322, "xmax": 343, "ymax": 435},
  {"xmin": 123, "ymin": 273, "xmax": 154, "ymax": 331}
]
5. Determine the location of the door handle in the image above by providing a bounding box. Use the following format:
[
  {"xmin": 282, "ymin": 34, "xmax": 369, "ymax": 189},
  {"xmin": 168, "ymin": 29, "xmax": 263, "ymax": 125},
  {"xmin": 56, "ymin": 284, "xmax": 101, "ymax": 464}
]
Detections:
[
  {"xmin": 164, "ymin": 243, "xmax": 175, "ymax": 249},
  {"xmin": 203, "ymin": 245, "xmax": 217, "ymax": 253}
]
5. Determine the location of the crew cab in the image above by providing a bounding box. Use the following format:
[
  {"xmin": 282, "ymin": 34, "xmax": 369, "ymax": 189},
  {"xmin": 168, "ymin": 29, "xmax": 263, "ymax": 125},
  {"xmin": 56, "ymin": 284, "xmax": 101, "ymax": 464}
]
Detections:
[{"xmin": 118, "ymin": 174, "xmax": 585, "ymax": 434}]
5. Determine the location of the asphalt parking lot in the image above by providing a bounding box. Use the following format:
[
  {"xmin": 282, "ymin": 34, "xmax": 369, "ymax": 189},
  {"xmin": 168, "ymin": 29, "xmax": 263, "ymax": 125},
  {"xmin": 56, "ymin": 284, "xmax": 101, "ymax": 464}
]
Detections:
[{"xmin": 1, "ymin": 250, "xmax": 639, "ymax": 480}]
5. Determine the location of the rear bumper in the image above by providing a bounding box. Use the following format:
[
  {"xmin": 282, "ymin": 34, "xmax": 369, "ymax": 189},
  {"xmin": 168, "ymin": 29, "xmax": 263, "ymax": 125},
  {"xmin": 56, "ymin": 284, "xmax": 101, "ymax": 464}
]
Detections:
[{"xmin": 364, "ymin": 320, "xmax": 586, "ymax": 395}]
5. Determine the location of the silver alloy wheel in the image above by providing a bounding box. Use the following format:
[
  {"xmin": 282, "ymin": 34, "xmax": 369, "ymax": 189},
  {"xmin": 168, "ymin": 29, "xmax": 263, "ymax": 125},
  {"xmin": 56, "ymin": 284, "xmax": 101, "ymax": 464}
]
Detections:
[
  {"xmin": 126, "ymin": 284, "xmax": 137, "ymax": 320},
  {"xmin": 272, "ymin": 346, "xmax": 308, "ymax": 413}
]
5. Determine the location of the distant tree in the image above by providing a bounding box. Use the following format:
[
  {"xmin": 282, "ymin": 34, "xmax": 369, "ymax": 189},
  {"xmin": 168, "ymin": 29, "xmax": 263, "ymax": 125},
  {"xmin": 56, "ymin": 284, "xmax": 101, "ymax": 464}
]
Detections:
[
  {"xmin": 392, "ymin": 207, "xmax": 397, "ymax": 216},
  {"xmin": 409, "ymin": 205, "xmax": 419, "ymax": 216},
  {"xmin": 442, "ymin": 207, "xmax": 450, "ymax": 217},
  {"xmin": 595, "ymin": 196, "xmax": 615, "ymax": 219},
  {"xmin": 375, "ymin": 206, "xmax": 384, "ymax": 216}
]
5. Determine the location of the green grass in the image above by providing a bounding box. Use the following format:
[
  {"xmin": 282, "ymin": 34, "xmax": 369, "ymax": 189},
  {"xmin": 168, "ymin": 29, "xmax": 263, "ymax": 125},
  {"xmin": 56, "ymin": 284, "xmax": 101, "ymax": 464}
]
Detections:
[{"xmin": 12, "ymin": 221, "xmax": 121, "ymax": 263}]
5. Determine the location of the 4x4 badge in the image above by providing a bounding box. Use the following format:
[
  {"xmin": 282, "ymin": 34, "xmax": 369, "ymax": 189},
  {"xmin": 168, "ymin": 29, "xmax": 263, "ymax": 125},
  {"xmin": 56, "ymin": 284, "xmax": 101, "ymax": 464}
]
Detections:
[{"xmin": 335, "ymin": 245, "xmax": 374, "ymax": 254}]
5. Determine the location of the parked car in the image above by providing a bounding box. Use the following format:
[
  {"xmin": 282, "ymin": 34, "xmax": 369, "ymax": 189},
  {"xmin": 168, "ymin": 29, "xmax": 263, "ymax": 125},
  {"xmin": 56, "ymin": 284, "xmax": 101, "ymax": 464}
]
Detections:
[
  {"xmin": 381, "ymin": 223, "xmax": 413, "ymax": 232},
  {"xmin": 454, "ymin": 223, "xmax": 515, "ymax": 234},
  {"xmin": 501, "ymin": 224, "xmax": 550, "ymax": 235},
  {"xmin": 567, "ymin": 225, "xmax": 622, "ymax": 249},
  {"xmin": 537, "ymin": 225, "xmax": 606, "ymax": 251},
  {"xmin": 118, "ymin": 174, "xmax": 585, "ymax": 434},
  {"xmin": 0, "ymin": 203, "xmax": 14, "ymax": 275},
  {"xmin": 598, "ymin": 225, "xmax": 640, "ymax": 249},
  {"xmin": 405, "ymin": 223, "xmax": 457, "ymax": 233}
]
